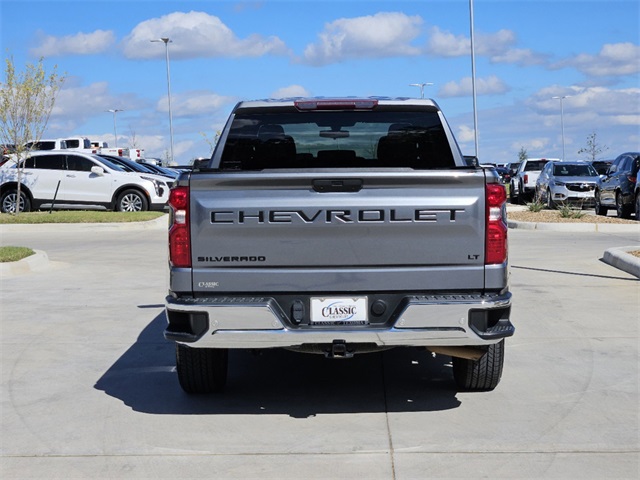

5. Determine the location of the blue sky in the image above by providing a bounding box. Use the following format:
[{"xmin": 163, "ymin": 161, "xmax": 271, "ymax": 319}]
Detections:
[{"xmin": 1, "ymin": 0, "xmax": 638, "ymax": 165}]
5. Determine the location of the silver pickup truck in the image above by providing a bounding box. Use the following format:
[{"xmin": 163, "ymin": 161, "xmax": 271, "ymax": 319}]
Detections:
[{"xmin": 164, "ymin": 98, "xmax": 514, "ymax": 394}]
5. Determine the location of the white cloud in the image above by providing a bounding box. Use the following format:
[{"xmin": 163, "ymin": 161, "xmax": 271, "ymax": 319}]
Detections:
[
  {"xmin": 457, "ymin": 125, "xmax": 476, "ymax": 143},
  {"xmin": 553, "ymin": 42, "xmax": 640, "ymax": 77},
  {"xmin": 528, "ymin": 85, "xmax": 640, "ymax": 119},
  {"xmin": 50, "ymin": 81, "xmax": 148, "ymax": 123},
  {"xmin": 301, "ymin": 12, "xmax": 423, "ymax": 66},
  {"xmin": 156, "ymin": 90, "xmax": 236, "ymax": 117},
  {"xmin": 426, "ymin": 27, "xmax": 546, "ymax": 66},
  {"xmin": 121, "ymin": 11, "xmax": 289, "ymax": 60},
  {"xmin": 510, "ymin": 138, "xmax": 550, "ymax": 152},
  {"xmin": 426, "ymin": 27, "xmax": 470, "ymax": 57},
  {"xmin": 30, "ymin": 30, "xmax": 115, "ymax": 57},
  {"xmin": 439, "ymin": 75, "xmax": 510, "ymax": 97},
  {"xmin": 270, "ymin": 85, "xmax": 311, "ymax": 99}
]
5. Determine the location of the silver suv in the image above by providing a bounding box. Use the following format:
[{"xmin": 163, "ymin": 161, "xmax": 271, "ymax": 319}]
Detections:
[
  {"xmin": 535, "ymin": 161, "xmax": 599, "ymax": 208},
  {"xmin": 0, "ymin": 151, "xmax": 170, "ymax": 213}
]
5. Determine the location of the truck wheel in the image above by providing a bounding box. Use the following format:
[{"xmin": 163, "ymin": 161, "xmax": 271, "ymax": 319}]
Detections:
[
  {"xmin": 616, "ymin": 192, "xmax": 632, "ymax": 219},
  {"xmin": 115, "ymin": 189, "xmax": 148, "ymax": 212},
  {"xmin": 518, "ymin": 188, "xmax": 528, "ymax": 205},
  {"xmin": 509, "ymin": 183, "xmax": 518, "ymax": 204},
  {"xmin": 175, "ymin": 344, "xmax": 228, "ymax": 394},
  {"xmin": 594, "ymin": 191, "xmax": 608, "ymax": 216},
  {"xmin": 452, "ymin": 340, "xmax": 504, "ymax": 391},
  {"xmin": 1, "ymin": 189, "xmax": 31, "ymax": 213}
]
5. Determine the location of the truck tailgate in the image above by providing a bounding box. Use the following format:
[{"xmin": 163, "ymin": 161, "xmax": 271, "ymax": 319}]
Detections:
[{"xmin": 188, "ymin": 170, "xmax": 488, "ymax": 293}]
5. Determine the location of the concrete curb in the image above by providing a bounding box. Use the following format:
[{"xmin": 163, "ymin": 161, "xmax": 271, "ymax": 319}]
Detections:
[
  {"xmin": 508, "ymin": 219, "xmax": 640, "ymax": 233},
  {"xmin": 602, "ymin": 246, "xmax": 640, "ymax": 279},
  {"xmin": 0, "ymin": 249, "xmax": 49, "ymax": 276}
]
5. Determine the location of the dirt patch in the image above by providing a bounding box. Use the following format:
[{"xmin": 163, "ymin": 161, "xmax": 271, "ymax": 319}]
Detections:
[{"xmin": 508, "ymin": 210, "xmax": 638, "ymax": 225}]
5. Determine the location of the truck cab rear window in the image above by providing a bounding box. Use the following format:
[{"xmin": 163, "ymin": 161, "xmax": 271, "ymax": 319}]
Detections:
[{"xmin": 219, "ymin": 110, "xmax": 455, "ymax": 170}]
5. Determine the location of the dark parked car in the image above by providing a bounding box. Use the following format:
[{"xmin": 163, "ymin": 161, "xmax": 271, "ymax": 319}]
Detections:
[
  {"xmin": 595, "ymin": 152, "xmax": 639, "ymax": 218},
  {"xmin": 138, "ymin": 161, "xmax": 180, "ymax": 179},
  {"xmin": 591, "ymin": 160, "xmax": 613, "ymax": 176},
  {"xmin": 97, "ymin": 154, "xmax": 176, "ymax": 180}
]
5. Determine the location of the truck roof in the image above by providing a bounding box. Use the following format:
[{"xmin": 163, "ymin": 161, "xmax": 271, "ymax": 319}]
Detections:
[{"xmin": 234, "ymin": 97, "xmax": 441, "ymax": 110}]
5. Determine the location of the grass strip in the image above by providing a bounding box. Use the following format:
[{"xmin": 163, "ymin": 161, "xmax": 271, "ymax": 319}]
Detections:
[
  {"xmin": 0, "ymin": 211, "xmax": 165, "ymax": 224},
  {"xmin": 0, "ymin": 246, "xmax": 35, "ymax": 263}
]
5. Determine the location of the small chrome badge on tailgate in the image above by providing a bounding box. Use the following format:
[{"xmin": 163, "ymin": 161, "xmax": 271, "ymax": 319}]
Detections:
[{"xmin": 311, "ymin": 297, "xmax": 368, "ymax": 325}]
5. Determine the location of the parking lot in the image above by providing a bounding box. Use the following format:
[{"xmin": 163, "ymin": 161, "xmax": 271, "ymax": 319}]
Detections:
[{"xmin": 1, "ymin": 219, "xmax": 638, "ymax": 479}]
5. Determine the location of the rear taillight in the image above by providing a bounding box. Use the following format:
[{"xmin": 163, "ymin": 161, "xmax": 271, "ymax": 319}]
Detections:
[
  {"xmin": 168, "ymin": 186, "xmax": 191, "ymax": 268},
  {"xmin": 486, "ymin": 183, "xmax": 508, "ymax": 265},
  {"xmin": 627, "ymin": 175, "xmax": 636, "ymax": 183},
  {"xmin": 523, "ymin": 174, "xmax": 529, "ymax": 184}
]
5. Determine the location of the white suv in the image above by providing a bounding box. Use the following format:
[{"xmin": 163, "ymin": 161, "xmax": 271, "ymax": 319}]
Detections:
[{"xmin": 0, "ymin": 151, "xmax": 170, "ymax": 213}]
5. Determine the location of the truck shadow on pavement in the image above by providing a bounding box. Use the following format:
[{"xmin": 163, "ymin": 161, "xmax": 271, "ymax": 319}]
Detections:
[{"xmin": 95, "ymin": 311, "xmax": 462, "ymax": 418}]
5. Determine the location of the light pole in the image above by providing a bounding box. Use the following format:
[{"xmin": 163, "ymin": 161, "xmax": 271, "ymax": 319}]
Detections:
[
  {"xmin": 106, "ymin": 109, "xmax": 123, "ymax": 147},
  {"xmin": 469, "ymin": 0, "xmax": 479, "ymax": 159},
  {"xmin": 552, "ymin": 95, "xmax": 571, "ymax": 160},
  {"xmin": 151, "ymin": 37, "xmax": 174, "ymax": 164},
  {"xmin": 409, "ymin": 82, "xmax": 433, "ymax": 99}
]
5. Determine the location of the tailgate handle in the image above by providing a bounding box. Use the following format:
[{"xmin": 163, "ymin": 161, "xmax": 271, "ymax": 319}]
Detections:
[{"xmin": 313, "ymin": 179, "xmax": 363, "ymax": 193}]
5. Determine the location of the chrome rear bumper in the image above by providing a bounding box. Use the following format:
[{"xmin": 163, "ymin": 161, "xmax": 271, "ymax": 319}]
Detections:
[{"xmin": 165, "ymin": 292, "xmax": 513, "ymax": 349}]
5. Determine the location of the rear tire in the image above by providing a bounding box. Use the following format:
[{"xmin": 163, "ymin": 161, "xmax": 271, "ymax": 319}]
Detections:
[
  {"xmin": 546, "ymin": 188, "xmax": 555, "ymax": 209},
  {"xmin": 616, "ymin": 192, "xmax": 632, "ymax": 219},
  {"xmin": 1, "ymin": 189, "xmax": 31, "ymax": 213},
  {"xmin": 176, "ymin": 344, "xmax": 228, "ymax": 394},
  {"xmin": 452, "ymin": 340, "xmax": 505, "ymax": 391},
  {"xmin": 594, "ymin": 191, "xmax": 608, "ymax": 216},
  {"xmin": 517, "ymin": 184, "xmax": 528, "ymax": 205},
  {"xmin": 115, "ymin": 189, "xmax": 148, "ymax": 212},
  {"xmin": 509, "ymin": 183, "xmax": 518, "ymax": 204}
]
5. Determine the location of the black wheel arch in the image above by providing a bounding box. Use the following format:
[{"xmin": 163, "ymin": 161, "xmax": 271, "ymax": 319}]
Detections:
[
  {"xmin": 0, "ymin": 182, "xmax": 34, "ymax": 203},
  {"xmin": 112, "ymin": 184, "xmax": 151, "ymax": 209}
]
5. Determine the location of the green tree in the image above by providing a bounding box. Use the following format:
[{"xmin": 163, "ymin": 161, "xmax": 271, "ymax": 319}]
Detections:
[
  {"xmin": 577, "ymin": 131, "xmax": 609, "ymax": 162},
  {"xmin": 0, "ymin": 56, "xmax": 64, "ymax": 213},
  {"xmin": 518, "ymin": 146, "xmax": 528, "ymax": 162}
]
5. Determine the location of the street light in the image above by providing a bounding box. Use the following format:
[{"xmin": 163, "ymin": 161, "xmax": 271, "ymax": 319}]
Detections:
[
  {"xmin": 151, "ymin": 37, "xmax": 174, "ymax": 164},
  {"xmin": 469, "ymin": 0, "xmax": 479, "ymax": 159},
  {"xmin": 106, "ymin": 109, "xmax": 123, "ymax": 147},
  {"xmin": 552, "ymin": 95, "xmax": 571, "ymax": 160},
  {"xmin": 409, "ymin": 82, "xmax": 433, "ymax": 99}
]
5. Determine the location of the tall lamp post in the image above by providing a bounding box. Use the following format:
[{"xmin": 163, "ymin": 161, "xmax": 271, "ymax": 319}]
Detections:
[
  {"xmin": 151, "ymin": 37, "xmax": 174, "ymax": 165},
  {"xmin": 552, "ymin": 95, "xmax": 571, "ymax": 160},
  {"xmin": 409, "ymin": 82, "xmax": 433, "ymax": 99},
  {"xmin": 106, "ymin": 109, "xmax": 123, "ymax": 147},
  {"xmin": 469, "ymin": 0, "xmax": 479, "ymax": 160}
]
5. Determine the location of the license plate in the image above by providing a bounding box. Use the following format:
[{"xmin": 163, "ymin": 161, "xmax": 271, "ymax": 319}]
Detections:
[{"xmin": 310, "ymin": 297, "xmax": 368, "ymax": 325}]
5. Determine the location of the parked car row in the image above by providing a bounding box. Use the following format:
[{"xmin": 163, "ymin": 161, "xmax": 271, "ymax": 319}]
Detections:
[
  {"xmin": 505, "ymin": 152, "xmax": 639, "ymax": 220},
  {"xmin": 0, "ymin": 150, "xmax": 174, "ymax": 213}
]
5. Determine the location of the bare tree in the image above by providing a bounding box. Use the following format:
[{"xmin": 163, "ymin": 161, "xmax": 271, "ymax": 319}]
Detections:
[
  {"xmin": 0, "ymin": 56, "xmax": 64, "ymax": 213},
  {"xmin": 128, "ymin": 127, "xmax": 138, "ymax": 149},
  {"xmin": 199, "ymin": 130, "xmax": 221, "ymax": 156},
  {"xmin": 518, "ymin": 146, "xmax": 528, "ymax": 162},
  {"xmin": 577, "ymin": 131, "xmax": 609, "ymax": 162}
]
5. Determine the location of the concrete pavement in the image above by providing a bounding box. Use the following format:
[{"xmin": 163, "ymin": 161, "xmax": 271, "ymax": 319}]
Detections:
[{"xmin": 1, "ymin": 219, "xmax": 638, "ymax": 479}]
